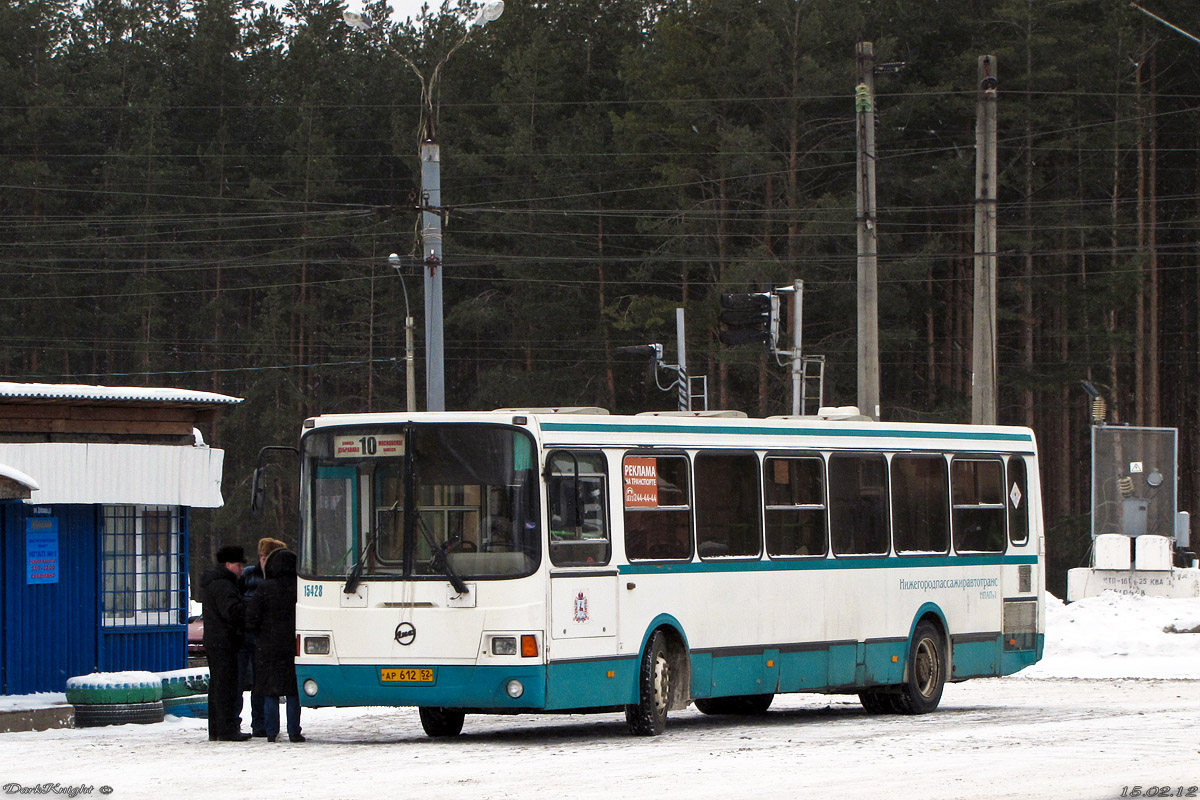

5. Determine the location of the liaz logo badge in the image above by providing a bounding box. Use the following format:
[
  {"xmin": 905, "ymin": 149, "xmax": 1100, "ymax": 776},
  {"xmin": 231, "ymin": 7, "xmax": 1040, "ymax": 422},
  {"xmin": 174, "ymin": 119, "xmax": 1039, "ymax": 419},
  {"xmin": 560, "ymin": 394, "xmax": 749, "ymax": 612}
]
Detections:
[{"xmin": 573, "ymin": 591, "xmax": 589, "ymax": 623}]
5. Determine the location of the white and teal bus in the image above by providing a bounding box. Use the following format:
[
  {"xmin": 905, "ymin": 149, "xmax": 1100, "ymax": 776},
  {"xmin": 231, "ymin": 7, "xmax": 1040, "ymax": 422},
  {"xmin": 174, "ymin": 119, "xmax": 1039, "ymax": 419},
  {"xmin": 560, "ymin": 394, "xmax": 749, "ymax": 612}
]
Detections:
[{"xmin": 290, "ymin": 408, "xmax": 1043, "ymax": 736}]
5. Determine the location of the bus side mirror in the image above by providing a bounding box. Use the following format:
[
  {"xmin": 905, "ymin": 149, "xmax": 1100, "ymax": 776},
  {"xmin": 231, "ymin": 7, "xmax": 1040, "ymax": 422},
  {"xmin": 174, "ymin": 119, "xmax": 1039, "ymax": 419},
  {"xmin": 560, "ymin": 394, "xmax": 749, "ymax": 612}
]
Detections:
[
  {"xmin": 249, "ymin": 445, "xmax": 299, "ymax": 515},
  {"xmin": 250, "ymin": 467, "xmax": 266, "ymax": 515}
]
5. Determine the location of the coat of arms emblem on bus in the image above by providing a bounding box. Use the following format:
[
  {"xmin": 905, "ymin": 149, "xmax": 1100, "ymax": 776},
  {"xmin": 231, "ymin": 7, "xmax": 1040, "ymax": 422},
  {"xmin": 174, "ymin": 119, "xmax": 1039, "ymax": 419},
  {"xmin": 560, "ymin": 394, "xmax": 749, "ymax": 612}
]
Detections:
[{"xmin": 573, "ymin": 591, "xmax": 589, "ymax": 623}]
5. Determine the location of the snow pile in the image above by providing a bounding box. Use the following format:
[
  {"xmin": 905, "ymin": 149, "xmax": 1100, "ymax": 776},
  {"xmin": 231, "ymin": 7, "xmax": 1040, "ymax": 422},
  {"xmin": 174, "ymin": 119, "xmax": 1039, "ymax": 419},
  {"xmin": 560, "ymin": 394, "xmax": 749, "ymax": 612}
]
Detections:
[
  {"xmin": 0, "ymin": 692, "xmax": 66, "ymax": 713},
  {"xmin": 65, "ymin": 671, "xmax": 160, "ymax": 689},
  {"xmin": 1020, "ymin": 592, "xmax": 1200, "ymax": 680}
]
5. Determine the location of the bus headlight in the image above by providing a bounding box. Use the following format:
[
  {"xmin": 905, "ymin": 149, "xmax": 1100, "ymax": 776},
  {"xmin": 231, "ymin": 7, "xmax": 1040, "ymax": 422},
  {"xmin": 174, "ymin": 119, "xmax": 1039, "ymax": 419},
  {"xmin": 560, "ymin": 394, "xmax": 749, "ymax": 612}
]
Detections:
[
  {"xmin": 302, "ymin": 679, "xmax": 319, "ymax": 697},
  {"xmin": 491, "ymin": 636, "xmax": 517, "ymax": 656},
  {"xmin": 304, "ymin": 636, "xmax": 331, "ymax": 655},
  {"xmin": 506, "ymin": 679, "xmax": 524, "ymax": 699}
]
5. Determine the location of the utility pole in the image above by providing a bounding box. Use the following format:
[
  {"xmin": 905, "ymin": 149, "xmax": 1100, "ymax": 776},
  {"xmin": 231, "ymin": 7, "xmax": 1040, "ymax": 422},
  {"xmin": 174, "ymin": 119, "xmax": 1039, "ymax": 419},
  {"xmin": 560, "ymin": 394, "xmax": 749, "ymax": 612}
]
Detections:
[
  {"xmin": 855, "ymin": 41, "xmax": 880, "ymax": 421},
  {"xmin": 790, "ymin": 280, "xmax": 804, "ymax": 416},
  {"xmin": 421, "ymin": 142, "xmax": 445, "ymax": 411},
  {"xmin": 971, "ymin": 55, "xmax": 998, "ymax": 426},
  {"xmin": 675, "ymin": 308, "xmax": 689, "ymax": 411},
  {"xmin": 388, "ymin": 253, "xmax": 418, "ymax": 412},
  {"xmin": 405, "ymin": 312, "xmax": 417, "ymax": 412},
  {"xmin": 343, "ymin": 3, "xmax": 504, "ymax": 414}
]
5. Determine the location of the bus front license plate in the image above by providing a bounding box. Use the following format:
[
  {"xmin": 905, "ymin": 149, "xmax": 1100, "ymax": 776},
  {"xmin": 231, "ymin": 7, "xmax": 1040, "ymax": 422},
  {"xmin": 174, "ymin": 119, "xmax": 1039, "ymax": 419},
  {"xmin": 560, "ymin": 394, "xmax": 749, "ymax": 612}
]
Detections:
[{"xmin": 381, "ymin": 667, "xmax": 435, "ymax": 683}]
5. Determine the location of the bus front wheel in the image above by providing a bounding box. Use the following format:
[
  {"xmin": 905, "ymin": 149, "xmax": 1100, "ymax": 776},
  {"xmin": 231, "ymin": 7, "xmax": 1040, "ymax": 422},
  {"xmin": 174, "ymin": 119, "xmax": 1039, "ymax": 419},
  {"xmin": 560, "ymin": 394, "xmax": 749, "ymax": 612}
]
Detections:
[
  {"xmin": 625, "ymin": 630, "xmax": 671, "ymax": 736},
  {"xmin": 419, "ymin": 706, "xmax": 465, "ymax": 737},
  {"xmin": 893, "ymin": 621, "xmax": 946, "ymax": 715}
]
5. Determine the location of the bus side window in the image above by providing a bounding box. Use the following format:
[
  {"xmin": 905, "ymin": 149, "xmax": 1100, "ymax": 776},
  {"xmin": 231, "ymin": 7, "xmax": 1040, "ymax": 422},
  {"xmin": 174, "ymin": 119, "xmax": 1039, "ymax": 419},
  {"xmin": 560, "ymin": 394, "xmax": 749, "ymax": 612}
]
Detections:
[
  {"xmin": 828, "ymin": 453, "xmax": 889, "ymax": 556},
  {"xmin": 623, "ymin": 454, "xmax": 692, "ymax": 561},
  {"xmin": 1007, "ymin": 456, "xmax": 1029, "ymax": 545},
  {"xmin": 548, "ymin": 451, "xmax": 610, "ymax": 567},
  {"xmin": 695, "ymin": 451, "xmax": 761, "ymax": 559},
  {"xmin": 764, "ymin": 456, "xmax": 827, "ymax": 558},
  {"xmin": 951, "ymin": 458, "xmax": 1006, "ymax": 553},
  {"xmin": 891, "ymin": 454, "xmax": 950, "ymax": 555}
]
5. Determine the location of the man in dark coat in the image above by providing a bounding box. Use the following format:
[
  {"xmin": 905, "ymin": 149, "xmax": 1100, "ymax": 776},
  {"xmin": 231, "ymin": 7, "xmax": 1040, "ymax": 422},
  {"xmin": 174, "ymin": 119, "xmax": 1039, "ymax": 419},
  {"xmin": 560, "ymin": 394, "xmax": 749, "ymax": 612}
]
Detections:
[
  {"xmin": 246, "ymin": 547, "xmax": 303, "ymax": 742},
  {"xmin": 200, "ymin": 544, "xmax": 251, "ymax": 741}
]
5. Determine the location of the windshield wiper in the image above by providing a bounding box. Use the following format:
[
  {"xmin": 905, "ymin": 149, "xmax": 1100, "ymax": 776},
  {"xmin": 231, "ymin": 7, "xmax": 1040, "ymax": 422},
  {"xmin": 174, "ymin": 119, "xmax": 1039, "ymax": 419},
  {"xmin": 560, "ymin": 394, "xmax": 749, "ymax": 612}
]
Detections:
[
  {"xmin": 343, "ymin": 500, "xmax": 399, "ymax": 594},
  {"xmin": 416, "ymin": 515, "xmax": 469, "ymax": 595}
]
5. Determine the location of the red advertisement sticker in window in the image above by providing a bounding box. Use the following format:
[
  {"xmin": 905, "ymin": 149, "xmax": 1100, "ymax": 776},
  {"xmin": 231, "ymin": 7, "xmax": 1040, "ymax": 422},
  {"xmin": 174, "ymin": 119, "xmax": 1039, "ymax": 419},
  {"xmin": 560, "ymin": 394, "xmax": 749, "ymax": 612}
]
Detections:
[{"xmin": 624, "ymin": 457, "xmax": 659, "ymax": 508}]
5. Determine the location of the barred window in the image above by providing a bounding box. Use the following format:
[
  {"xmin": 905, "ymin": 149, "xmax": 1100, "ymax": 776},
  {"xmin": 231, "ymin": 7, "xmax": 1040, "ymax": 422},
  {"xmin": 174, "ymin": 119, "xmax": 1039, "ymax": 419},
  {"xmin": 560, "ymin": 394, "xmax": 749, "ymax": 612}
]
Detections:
[{"xmin": 101, "ymin": 505, "xmax": 185, "ymax": 627}]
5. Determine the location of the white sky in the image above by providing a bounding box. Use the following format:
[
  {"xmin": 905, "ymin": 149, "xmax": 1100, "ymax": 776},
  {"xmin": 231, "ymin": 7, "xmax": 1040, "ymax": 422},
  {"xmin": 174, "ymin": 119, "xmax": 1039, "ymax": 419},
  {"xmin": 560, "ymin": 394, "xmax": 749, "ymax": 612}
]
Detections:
[{"xmin": 348, "ymin": 0, "xmax": 484, "ymax": 25}]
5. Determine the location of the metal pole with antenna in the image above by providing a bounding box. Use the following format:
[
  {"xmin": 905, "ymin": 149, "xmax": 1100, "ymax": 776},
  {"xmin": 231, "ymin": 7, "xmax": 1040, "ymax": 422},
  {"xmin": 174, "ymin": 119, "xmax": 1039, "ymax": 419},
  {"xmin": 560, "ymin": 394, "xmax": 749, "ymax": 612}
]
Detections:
[
  {"xmin": 791, "ymin": 280, "xmax": 803, "ymax": 416},
  {"xmin": 344, "ymin": 2, "xmax": 505, "ymax": 412},
  {"xmin": 675, "ymin": 308, "xmax": 688, "ymax": 411}
]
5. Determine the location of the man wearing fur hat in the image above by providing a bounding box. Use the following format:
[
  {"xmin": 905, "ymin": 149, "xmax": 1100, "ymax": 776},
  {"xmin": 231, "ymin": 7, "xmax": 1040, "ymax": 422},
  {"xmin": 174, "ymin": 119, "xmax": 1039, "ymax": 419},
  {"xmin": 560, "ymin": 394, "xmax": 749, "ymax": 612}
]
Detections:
[{"xmin": 201, "ymin": 544, "xmax": 251, "ymax": 741}]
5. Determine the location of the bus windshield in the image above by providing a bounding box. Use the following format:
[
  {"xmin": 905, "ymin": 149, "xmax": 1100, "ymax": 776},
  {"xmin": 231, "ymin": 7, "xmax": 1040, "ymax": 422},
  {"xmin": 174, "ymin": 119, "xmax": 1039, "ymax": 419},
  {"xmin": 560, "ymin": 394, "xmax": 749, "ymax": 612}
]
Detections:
[{"xmin": 298, "ymin": 424, "xmax": 539, "ymax": 582}]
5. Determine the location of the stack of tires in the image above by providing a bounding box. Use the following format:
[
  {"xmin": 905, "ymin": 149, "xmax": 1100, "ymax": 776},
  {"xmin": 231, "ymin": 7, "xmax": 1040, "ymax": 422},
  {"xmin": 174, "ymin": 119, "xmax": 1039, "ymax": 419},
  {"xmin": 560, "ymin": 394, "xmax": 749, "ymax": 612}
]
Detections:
[
  {"xmin": 66, "ymin": 672, "xmax": 165, "ymax": 728},
  {"xmin": 158, "ymin": 668, "xmax": 209, "ymax": 718}
]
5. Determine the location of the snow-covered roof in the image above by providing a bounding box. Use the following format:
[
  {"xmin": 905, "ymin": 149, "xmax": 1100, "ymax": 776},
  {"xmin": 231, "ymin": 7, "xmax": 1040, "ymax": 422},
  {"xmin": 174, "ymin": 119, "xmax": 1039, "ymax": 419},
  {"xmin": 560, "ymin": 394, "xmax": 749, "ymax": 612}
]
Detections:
[
  {"xmin": 0, "ymin": 463, "xmax": 39, "ymax": 491},
  {"xmin": 0, "ymin": 382, "xmax": 241, "ymax": 406}
]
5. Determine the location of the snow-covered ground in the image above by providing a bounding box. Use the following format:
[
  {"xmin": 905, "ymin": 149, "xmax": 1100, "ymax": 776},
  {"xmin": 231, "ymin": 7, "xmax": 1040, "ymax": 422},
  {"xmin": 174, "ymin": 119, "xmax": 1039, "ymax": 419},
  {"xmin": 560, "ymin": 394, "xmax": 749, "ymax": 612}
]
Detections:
[
  {"xmin": 1024, "ymin": 592, "xmax": 1200, "ymax": 679},
  {"xmin": 1, "ymin": 592, "xmax": 1198, "ymax": 800}
]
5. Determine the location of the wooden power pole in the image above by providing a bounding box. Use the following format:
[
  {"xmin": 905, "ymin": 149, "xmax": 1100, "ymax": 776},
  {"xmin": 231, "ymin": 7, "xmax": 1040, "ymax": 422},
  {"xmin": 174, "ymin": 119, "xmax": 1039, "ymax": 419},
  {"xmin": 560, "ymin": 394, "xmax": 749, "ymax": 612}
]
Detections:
[
  {"xmin": 971, "ymin": 55, "xmax": 998, "ymax": 425},
  {"xmin": 855, "ymin": 41, "xmax": 880, "ymax": 420}
]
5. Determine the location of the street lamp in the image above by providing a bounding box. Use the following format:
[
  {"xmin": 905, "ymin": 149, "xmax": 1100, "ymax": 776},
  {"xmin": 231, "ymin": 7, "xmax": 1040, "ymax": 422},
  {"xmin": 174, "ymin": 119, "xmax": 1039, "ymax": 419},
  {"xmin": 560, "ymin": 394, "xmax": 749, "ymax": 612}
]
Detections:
[
  {"xmin": 343, "ymin": 2, "xmax": 505, "ymax": 411},
  {"xmin": 388, "ymin": 253, "xmax": 417, "ymax": 412}
]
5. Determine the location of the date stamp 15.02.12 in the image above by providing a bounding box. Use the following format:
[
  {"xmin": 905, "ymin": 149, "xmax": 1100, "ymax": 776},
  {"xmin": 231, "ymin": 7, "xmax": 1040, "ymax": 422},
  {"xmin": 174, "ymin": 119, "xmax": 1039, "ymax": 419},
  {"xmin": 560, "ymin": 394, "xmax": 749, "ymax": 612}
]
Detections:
[{"xmin": 1120, "ymin": 788, "xmax": 1199, "ymax": 798}]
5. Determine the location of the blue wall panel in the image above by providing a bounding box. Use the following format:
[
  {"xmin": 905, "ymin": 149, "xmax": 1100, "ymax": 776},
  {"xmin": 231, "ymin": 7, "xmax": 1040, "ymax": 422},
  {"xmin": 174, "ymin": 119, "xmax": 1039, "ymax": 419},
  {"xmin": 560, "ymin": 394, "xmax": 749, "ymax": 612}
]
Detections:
[
  {"xmin": 2, "ymin": 502, "xmax": 189, "ymax": 694},
  {"xmin": 2, "ymin": 504, "xmax": 99, "ymax": 694},
  {"xmin": 100, "ymin": 628, "xmax": 187, "ymax": 674}
]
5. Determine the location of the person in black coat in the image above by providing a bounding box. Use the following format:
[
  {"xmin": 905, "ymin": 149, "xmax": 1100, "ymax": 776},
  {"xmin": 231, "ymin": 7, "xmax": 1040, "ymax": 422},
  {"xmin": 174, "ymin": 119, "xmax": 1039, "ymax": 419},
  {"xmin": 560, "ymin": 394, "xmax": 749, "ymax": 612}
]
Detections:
[
  {"xmin": 237, "ymin": 560, "xmax": 266, "ymax": 737},
  {"xmin": 200, "ymin": 544, "xmax": 251, "ymax": 741},
  {"xmin": 246, "ymin": 547, "xmax": 303, "ymax": 742}
]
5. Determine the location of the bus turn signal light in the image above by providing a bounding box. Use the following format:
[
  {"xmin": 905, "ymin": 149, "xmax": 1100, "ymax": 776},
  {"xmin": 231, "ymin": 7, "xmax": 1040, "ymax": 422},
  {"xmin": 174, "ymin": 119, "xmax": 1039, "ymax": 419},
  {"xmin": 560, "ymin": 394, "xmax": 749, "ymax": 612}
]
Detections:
[{"xmin": 521, "ymin": 635, "xmax": 538, "ymax": 658}]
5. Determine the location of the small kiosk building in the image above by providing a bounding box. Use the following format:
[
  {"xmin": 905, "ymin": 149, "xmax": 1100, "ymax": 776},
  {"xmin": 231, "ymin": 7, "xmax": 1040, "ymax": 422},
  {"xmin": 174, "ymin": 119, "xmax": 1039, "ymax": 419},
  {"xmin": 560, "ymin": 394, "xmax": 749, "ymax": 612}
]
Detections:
[{"xmin": 0, "ymin": 382, "xmax": 241, "ymax": 694}]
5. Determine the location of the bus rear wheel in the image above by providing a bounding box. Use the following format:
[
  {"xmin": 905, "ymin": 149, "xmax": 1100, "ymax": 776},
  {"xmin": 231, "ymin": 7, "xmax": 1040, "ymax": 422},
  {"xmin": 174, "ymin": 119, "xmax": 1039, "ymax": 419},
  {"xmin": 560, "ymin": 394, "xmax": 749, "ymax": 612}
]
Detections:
[
  {"xmin": 419, "ymin": 706, "xmax": 465, "ymax": 737},
  {"xmin": 625, "ymin": 631, "xmax": 671, "ymax": 736},
  {"xmin": 892, "ymin": 621, "xmax": 946, "ymax": 715},
  {"xmin": 694, "ymin": 694, "xmax": 774, "ymax": 715}
]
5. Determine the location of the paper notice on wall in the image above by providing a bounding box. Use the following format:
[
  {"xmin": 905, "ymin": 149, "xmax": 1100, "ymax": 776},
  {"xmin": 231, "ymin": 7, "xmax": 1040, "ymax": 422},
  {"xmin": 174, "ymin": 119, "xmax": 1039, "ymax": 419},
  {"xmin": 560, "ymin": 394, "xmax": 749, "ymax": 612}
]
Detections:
[
  {"xmin": 623, "ymin": 457, "xmax": 660, "ymax": 508},
  {"xmin": 26, "ymin": 517, "xmax": 59, "ymax": 585}
]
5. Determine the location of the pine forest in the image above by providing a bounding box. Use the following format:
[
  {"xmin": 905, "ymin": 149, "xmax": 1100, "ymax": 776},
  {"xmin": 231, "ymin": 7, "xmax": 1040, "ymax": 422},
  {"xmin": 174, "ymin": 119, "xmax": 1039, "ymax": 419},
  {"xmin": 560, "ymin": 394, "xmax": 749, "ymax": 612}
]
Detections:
[{"xmin": 4, "ymin": 0, "xmax": 1200, "ymax": 593}]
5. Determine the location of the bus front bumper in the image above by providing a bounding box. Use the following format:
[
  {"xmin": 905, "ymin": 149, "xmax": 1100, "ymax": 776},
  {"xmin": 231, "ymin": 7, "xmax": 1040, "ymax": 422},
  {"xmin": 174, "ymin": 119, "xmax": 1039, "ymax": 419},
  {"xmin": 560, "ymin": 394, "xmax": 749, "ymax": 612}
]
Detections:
[{"xmin": 296, "ymin": 663, "xmax": 548, "ymax": 710}]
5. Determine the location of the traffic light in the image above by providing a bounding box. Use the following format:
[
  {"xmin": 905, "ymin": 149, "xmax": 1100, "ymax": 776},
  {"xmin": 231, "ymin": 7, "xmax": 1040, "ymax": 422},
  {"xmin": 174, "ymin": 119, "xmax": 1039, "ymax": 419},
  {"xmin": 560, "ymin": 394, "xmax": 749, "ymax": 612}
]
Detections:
[
  {"xmin": 616, "ymin": 343, "xmax": 664, "ymax": 383},
  {"xmin": 719, "ymin": 292, "xmax": 778, "ymax": 347}
]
